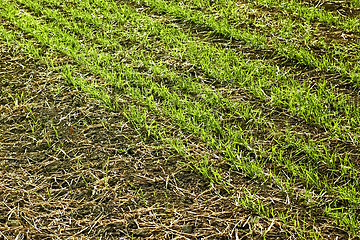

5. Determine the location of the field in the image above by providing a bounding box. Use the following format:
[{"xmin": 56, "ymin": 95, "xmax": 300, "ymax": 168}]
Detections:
[{"xmin": 0, "ymin": 0, "xmax": 359, "ymax": 239}]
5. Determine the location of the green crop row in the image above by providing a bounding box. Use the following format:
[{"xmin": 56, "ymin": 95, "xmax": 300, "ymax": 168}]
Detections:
[
  {"xmin": 351, "ymin": 0, "xmax": 360, "ymax": 7},
  {"xmin": 250, "ymin": 0, "xmax": 360, "ymax": 31},
  {"xmin": 134, "ymin": 0, "xmax": 360, "ymax": 84}
]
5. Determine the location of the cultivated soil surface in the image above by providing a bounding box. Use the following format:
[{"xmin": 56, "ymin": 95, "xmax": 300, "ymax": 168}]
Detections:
[
  {"xmin": 0, "ymin": 44, "xmax": 269, "ymax": 239},
  {"xmin": 1, "ymin": 0, "xmax": 360, "ymax": 238}
]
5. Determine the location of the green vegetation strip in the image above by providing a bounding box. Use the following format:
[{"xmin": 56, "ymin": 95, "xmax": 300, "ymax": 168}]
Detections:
[
  {"xmin": 1, "ymin": 0, "xmax": 360, "ymax": 236},
  {"xmin": 351, "ymin": 0, "xmax": 360, "ymax": 7},
  {"xmin": 250, "ymin": 0, "xmax": 360, "ymax": 30},
  {"xmin": 134, "ymin": 0, "xmax": 360, "ymax": 84}
]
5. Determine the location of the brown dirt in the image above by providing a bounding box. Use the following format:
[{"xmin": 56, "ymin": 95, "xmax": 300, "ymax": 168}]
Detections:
[
  {"xmin": 0, "ymin": 42, "xmax": 354, "ymax": 239},
  {"xmin": 0, "ymin": 44, "xmax": 260, "ymax": 239}
]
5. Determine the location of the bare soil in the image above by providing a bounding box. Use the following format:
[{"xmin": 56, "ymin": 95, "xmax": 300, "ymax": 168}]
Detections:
[
  {"xmin": 0, "ymin": 41, "xmax": 353, "ymax": 239},
  {"xmin": 0, "ymin": 44, "xmax": 276, "ymax": 239}
]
